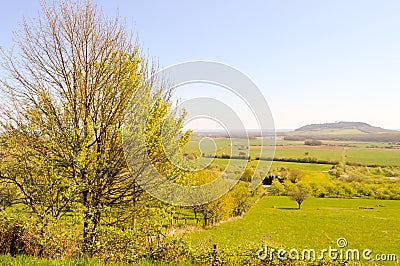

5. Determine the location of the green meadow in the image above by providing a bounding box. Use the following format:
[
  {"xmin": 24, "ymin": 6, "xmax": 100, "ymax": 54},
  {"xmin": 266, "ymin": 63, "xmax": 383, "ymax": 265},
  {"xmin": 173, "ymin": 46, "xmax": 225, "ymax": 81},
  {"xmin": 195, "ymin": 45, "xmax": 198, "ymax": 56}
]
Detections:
[
  {"xmin": 345, "ymin": 148, "xmax": 400, "ymax": 166},
  {"xmin": 178, "ymin": 137, "xmax": 400, "ymax": 264},
  {"xmin": 185, "ymin": 138, "xmax": 400, "ymax": 166},
  {"xmin": 185, "ymin": 196, "xmax": 400, "ymax": 263}
]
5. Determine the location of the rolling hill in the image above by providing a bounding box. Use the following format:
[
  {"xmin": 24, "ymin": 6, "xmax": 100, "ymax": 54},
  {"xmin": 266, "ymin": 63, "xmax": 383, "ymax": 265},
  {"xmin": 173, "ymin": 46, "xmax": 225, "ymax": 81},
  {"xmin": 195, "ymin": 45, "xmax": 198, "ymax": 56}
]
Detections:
[
  {"xmin": 284, "ymin": 122, "xmax": 400, "ymax": 141},
  {"xmin": 293, "ymin": 121, "xmax": 396, "ymax": 135}
]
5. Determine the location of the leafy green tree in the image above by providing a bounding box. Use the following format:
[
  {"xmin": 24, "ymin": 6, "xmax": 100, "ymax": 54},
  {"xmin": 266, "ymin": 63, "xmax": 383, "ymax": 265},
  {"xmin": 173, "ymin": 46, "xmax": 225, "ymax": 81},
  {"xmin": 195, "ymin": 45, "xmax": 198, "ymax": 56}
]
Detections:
[
  {"xmin": 0, "ymin": 0, "xmax": 189, "ymax": 255},
  {"xmin": 309, "ymin": 183, "xmax": 327, "ymax": 198},
  {"xmin": 269, "ymin": 179, "xmax": 285, "ymax": 196},
  {"xmin": 0, "ymin": 181, "xmax": 18, "ymax": 212},
  {"xmin": 200, "ymin": 192, "xmax": 234, "ymax": 226},
  {"xmin": 230, "ymin": 181, "xmax": 252, "ymax": 216},
  {"xmin": 240, "ymin": 168, "xmax": 254, "ymax": 182},
  {"xmin": 288, "ymin": 183, "xmax": 311, "ymax": 209},
  {"xmin": 341, "ymin": 183, "xmax": 355, "ymax": 198},
  {"xmin": 283, "ymin": 179, "xmax": 295, "ymax": 194},
  {"xmin": 356, "ymin": 183, "xmax": 375, "ymax": 198},
  {"xmin": 288, "ymin": 169, "xmax": 304, "ymax": 183},
  {"xmin": 0, "ymin": 127, "xmax": 77, "ymax": 223}
]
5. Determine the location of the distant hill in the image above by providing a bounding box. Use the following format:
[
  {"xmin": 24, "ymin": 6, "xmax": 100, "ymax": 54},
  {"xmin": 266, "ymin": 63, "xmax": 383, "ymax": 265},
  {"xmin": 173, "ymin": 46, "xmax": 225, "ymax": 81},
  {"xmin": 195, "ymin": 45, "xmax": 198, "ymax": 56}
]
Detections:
[
  {"xmin": 293, "ymin": 121, "xmax": 396, "ymax": 135},
  {"xmin": 284, "ymin": 122, "xmax": 400, "ymax": 142}
]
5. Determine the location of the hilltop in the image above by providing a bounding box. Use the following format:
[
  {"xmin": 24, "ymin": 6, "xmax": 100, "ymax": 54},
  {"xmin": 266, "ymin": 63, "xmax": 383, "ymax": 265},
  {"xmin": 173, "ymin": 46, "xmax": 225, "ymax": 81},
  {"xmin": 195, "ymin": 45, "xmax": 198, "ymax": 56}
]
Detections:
[
  {"xmin": 293, "ymin": 121, "xmax": 396, "ymax": 135},
  {"xmin": 284, "ymin": 121, "xmax": 400, "ymax": 142}
]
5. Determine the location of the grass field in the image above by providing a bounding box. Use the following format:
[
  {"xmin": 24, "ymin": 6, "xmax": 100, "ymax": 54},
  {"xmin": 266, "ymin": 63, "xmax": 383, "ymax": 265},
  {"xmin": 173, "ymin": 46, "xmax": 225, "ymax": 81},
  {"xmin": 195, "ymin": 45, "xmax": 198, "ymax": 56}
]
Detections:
[
  {"xmin": 185, "ymin": 138, "xmax": 400, "ymax": 167},
  {"xmin": 346, "ymin": 148, "xmax": 400, "ymax": 166},
  {"xmin": 272, "ymin": 147, "xmax": 342, "ymax": 162},
  {"xmin": 185, "ymin": 196, "xmax": 400, "ymax": 264},
  {"xmin": 176, "ymin": 137, "xmax": 400, "ymax": 263}
]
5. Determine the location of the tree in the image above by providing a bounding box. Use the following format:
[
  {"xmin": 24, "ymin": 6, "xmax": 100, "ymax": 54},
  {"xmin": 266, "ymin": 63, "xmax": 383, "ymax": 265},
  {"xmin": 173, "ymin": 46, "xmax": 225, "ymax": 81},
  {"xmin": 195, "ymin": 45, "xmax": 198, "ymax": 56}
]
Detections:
[
  {"xmin": 240, "ymin": 168, "xmax": 254, "ymax": 182},
  {"xmin": 288, "ymin": 169, "xmax": 304, "ymax": 183},
  {"xmin": 304, "ymin": 139, "xmax": 322, "ymax": 146},
  {"xmin": 0, "ymin": 122, "xmax": 78, "ymax": 223},
  {"xmin": 230, "ymin": 181, "xmax": 251, "ymax": 216},
  {"xmin": 0, "ymin": 0, "xmax": 189, "ymax": 256},
  {"xmin": 0, "ymin": 181, "xmax": 18, "ymax": 212},
  {"xmin": 269, "ymin": 179, "xmax": 285, "ymax": 196},
  {"xmin": 199, "ymin": 192, "xmax": 234, "ymax": 226},
  {"xmin": 283, "ymin": 179, "xmax": 295, "ymax": 194},
  {"xmin": 309, "ymin": 182, "xmax": 326, "ymax": 198},
  {"xmin": 288, "ymin": 184, "xmax": 311, "ymax": 209}
]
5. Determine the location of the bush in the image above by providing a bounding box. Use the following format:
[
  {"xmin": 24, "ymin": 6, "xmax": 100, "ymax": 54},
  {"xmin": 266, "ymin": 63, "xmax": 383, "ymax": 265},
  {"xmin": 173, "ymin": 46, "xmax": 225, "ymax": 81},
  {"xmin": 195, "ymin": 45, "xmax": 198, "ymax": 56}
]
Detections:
[
  {"xmin": 304, "ymin": 139, "xmax": 322, "ymax": 146},
  {"xmin": 269, "ymin": 179, "xmax": 285, "ymax": 196},
  {"xmin": 91, "ymin": 226, "xmax": 191, "ymax": 263},
  {"xmin": 0, "ymin": 215, "xmax": 79, "ymax": 258}
]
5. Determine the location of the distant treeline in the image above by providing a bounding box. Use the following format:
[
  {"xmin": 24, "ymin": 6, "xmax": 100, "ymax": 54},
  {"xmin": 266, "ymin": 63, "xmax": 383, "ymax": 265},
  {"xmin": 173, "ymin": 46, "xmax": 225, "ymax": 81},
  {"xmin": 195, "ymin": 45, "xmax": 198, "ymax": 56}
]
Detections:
[
  {"xmin": 204, "ymin": 154, "xmax": 397, "ymax": 167},
  {"xmin": 258, "ymin": 157, "xmax": 339, "ymax": 165},
  {"xmin": 267, "ymin": 179, "xmax": 400, "ymax": 200},
  {"xmin": 283, "ymin": 133, "xmax": 400, "ymax": 142},
  {"xmin": 191, "ymin": 132, "xmax": 275, "ymax": 139},
  {"xmin": 203, "ymin": 154, "xmax": 339, "ymax": 165}
]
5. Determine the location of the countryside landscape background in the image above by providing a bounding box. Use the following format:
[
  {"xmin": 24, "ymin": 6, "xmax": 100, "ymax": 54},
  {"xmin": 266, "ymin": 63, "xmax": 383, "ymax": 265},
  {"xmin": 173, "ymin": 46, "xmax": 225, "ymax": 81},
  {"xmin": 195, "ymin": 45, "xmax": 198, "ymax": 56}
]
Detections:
[{"xmin": 0, "ymin": 0, "xmax": 400, "ymax": 265}]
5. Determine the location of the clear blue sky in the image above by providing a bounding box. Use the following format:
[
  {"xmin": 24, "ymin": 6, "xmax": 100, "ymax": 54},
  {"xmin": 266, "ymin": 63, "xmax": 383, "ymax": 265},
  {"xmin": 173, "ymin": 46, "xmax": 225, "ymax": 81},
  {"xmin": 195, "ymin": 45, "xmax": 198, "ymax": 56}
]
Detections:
[{"xmin": 1, "ymin": 1, "xmax": 400, "ymax": 129}]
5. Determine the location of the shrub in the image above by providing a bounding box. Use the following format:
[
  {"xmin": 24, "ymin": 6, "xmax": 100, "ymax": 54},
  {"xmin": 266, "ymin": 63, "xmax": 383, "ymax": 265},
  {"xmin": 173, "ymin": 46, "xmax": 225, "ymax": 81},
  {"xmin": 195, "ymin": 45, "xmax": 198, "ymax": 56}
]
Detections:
[
  {"xmin": 304, "ymin": 139, "xmax": 322, "ymax": 146},
  {"xmin": 91, "ymin": 225, "xmax": 191, "ymax": 263},
  {"xmin": 0, "ymin": 215, "xmax": 79, "ymax": 258}
]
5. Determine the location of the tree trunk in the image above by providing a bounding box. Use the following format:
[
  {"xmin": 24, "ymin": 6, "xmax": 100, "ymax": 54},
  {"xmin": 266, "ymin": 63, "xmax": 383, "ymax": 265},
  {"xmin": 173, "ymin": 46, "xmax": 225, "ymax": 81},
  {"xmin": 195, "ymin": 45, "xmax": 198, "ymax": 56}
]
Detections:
[
  {"xmin": 82, "ymin": 188, "xmax": 93, "ymax": 256},
  {"xmin": 83, "ymin": 207, "xmax": 101, "ymax": 257},
  {"xmin": 193, "ymin": 207, "xmax": 197, "ymax": 220}
]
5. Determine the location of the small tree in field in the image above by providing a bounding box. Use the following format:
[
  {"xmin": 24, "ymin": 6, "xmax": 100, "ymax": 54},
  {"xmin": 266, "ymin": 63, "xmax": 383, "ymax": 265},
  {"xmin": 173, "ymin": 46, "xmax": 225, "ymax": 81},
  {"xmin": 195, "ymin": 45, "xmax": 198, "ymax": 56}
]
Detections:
[{"xmin": 288, "ymin": 184, "xmax": 310, "ymax": 209}]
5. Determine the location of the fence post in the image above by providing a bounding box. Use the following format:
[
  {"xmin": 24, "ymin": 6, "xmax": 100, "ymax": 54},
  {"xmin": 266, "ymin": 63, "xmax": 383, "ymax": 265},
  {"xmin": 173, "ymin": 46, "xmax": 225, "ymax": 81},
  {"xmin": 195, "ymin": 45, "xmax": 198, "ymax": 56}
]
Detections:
[{"xmin": 213, "ymin": 243, "xmax": 218, "ymax": 262}]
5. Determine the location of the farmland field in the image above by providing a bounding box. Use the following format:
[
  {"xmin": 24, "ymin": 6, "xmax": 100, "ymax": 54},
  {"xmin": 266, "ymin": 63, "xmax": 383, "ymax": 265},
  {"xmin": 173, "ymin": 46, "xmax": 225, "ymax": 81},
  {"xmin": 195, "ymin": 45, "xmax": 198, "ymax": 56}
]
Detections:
[
  {"xmin": 345, "ymin": 148, "xmax": 400, "ymax": 166},
  {"xmin": 272, "ymin": 147, "xmax": 342, "ymax": 162},
  {"xmin": 184, "ymin": 138, "xmax": 400, "ymax": 166}
]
